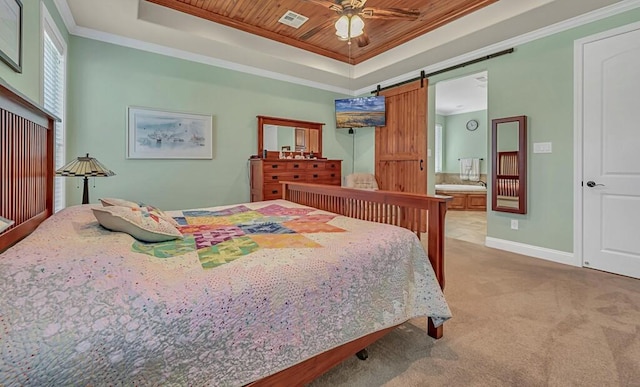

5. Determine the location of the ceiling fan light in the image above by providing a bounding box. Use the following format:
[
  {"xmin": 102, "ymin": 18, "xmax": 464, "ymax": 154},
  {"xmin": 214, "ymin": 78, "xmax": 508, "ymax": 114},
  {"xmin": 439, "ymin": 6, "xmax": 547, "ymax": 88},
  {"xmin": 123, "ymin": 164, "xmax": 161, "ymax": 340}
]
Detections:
[
  {"xmin": 335, "ymin": 15, "xmax": 350, "ymax": 39},
  {"xmin": 349, "ymin": 14, "xmax": 365, "ymax": 38}
]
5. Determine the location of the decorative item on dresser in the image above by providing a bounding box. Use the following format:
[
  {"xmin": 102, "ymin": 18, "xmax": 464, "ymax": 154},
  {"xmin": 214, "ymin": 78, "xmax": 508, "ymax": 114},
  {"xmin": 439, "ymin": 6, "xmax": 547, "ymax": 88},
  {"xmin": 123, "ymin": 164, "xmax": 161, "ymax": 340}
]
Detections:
[{"xmin": 251, "ymin": 115, "xmax": 342, "ymax": 202}]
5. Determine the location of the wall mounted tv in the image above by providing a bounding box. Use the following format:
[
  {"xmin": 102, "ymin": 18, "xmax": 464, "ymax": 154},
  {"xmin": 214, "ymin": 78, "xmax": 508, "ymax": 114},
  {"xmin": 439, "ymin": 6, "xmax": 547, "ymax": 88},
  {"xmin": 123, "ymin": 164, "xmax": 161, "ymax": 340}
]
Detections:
[{"xmin": 335, "ymin": 96, "xmax": 386, "ymax": 128}]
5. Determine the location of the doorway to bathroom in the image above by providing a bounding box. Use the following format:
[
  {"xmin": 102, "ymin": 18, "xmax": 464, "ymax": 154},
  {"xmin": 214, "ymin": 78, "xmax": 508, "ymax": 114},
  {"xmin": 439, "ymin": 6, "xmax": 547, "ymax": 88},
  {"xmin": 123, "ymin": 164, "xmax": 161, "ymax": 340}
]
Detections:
[{"xmin": 434, "ymin": 71, "xmax": 488, "ymax": 245}]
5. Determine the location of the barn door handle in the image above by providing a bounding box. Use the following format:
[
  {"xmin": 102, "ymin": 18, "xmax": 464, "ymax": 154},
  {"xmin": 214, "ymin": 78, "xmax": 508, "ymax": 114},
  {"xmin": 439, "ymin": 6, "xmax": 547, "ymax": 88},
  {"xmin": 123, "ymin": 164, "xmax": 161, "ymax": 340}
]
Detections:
[
  {"xmin": 420, "ymin": 159, "xmax": 424, "ymax": 171},
  {"xmin": 586, "ymin": 181, "xmax": 604, "ymax": 187}
]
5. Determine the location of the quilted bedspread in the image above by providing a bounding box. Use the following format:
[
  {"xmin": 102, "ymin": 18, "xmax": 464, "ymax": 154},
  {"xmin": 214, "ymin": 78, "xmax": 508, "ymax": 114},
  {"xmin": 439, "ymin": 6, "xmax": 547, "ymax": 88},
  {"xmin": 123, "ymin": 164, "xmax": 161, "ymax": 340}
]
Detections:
[{"xmin": 0, "ymin": 200, "xmax": 451, "ymax": 386}]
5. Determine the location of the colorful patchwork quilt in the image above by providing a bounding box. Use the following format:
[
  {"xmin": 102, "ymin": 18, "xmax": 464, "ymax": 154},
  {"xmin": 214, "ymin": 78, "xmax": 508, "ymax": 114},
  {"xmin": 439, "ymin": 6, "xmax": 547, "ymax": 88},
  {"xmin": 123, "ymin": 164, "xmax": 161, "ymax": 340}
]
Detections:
[
  {"xmin": 0, "ymin": 200, "xmax": 451, "ymax": 386},
  {"xmin": 131, "ymin": 203, "xmax": 345, "ymax": 268}
]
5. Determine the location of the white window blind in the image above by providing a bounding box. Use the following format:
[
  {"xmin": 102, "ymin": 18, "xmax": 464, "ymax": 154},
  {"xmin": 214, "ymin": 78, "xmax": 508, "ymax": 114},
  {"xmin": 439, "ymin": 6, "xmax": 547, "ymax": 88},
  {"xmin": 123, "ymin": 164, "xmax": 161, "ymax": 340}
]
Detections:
[
  {"xmin": 435, "ymin": 123, "xmax": 443, "ymax": 173},
  {"xmin": 43, "ymin": 10, "xmax": 66, "ymax": 212}
]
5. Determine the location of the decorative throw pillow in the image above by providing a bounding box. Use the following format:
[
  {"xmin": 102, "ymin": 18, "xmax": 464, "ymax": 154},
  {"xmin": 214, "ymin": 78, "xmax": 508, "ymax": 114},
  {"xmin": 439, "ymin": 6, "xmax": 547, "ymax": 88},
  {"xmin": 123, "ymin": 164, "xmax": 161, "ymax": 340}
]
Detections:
[
  {"xmin": 99, "ymin": 197, "xmax": 180, "ymax": 227},
  {"xmin": 99, "ymin": 198, "xmax": 138, "ymax": 208},
  {"xmin": 92, "ymin": 206, "xmax": 183, "ymax": 242}
]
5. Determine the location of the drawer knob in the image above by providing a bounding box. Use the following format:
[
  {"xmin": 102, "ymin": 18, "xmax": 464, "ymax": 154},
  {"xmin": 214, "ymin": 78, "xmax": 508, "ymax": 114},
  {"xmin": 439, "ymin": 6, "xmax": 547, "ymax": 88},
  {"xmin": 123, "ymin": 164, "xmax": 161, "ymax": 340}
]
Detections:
[
  {"xmin": 272, "ymin": 176, "xmax": 278, "ymax": 180},
  {"xmin": 313, "ymin": 165, "xmax": 319, "ymax": 168},
  {"xmin": 293, "ymin": 164, "xmax": 299, "ymax": 168},
  {"xmin": 271, "ymin": 165, "xmax": 279, "ymax": 168},
  {"xmin": 294, "ymin": 175, "xmax": 299, "ymax": 179},
  {"xmin": 313, "ymin": 174, "xmax": 318, "ymax": 178},
  {"xmin": 272, "ymin": 190, "xmax": 278, "ymax": 194}
]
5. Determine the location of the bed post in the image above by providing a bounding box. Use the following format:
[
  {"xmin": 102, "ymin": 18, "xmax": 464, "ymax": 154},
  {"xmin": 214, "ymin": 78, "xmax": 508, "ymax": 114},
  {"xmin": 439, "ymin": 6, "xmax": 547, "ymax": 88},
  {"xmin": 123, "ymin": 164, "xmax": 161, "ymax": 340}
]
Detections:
[{"xmin": 426, "ymin": 199, "xmax": 447, "ymax": 339}]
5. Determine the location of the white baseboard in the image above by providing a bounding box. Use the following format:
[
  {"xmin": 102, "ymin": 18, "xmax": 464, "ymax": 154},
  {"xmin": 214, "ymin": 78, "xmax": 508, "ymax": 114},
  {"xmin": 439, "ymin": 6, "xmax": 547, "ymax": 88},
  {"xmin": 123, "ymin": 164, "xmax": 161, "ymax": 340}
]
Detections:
[{"xmin": 484, "ymin": 237, "xmax": 580, "ymax": 267}]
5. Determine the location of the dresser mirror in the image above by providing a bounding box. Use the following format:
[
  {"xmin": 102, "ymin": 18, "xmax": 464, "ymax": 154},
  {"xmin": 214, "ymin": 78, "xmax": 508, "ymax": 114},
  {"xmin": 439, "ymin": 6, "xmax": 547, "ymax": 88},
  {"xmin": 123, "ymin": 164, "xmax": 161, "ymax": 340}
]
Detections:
[
  {"xmin": 257, "ymin": 116, "xmax": 323, "ymax": 159},
  {"xmin": 491, "ymin": 115, "xmax": 527, "ymax": 214}
]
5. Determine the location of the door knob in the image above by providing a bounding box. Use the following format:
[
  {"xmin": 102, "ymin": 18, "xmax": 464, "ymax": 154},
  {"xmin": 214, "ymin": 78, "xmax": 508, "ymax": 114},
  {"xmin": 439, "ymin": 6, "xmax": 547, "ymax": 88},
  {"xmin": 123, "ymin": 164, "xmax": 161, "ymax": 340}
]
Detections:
[{"xmin": 586, "ymin": 181, "xmax": 604, "ymax": 187}]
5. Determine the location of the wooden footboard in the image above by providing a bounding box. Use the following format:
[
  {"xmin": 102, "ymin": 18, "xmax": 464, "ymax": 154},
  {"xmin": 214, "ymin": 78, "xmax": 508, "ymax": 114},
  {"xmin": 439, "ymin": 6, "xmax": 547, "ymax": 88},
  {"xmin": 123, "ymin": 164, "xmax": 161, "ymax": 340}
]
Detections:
[
  {"xmin": 282, "ymin": 182, "xmax": 450, "ymax": 290},
  {"xmin": 249, "ymin": 182, "xmax": 450, "ymax": 386}
]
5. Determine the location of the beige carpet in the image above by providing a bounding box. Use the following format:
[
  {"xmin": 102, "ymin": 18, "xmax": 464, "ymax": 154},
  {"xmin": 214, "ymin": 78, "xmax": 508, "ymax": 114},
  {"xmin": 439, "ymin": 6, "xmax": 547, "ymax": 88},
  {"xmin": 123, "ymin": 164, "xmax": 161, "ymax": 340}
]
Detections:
[{"xmin": 309, "ymin": 238, "xmax": 640, "ymax": 386}]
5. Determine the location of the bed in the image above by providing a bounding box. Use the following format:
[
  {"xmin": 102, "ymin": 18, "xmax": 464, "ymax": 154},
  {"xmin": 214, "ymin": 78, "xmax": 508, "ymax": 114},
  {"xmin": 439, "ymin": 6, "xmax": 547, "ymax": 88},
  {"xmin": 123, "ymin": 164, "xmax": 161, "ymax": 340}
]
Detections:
[{"xmin": 0, "ymin": 80, "xmax": 452, "ymax": 385}]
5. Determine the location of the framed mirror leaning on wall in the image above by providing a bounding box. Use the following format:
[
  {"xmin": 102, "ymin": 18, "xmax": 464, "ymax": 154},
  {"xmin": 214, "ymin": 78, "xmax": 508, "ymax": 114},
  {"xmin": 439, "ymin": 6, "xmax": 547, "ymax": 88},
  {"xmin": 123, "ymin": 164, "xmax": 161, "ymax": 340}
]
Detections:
[{"xmin": 491, "ymin": 115, "xmax": 527, "ymax": 214}]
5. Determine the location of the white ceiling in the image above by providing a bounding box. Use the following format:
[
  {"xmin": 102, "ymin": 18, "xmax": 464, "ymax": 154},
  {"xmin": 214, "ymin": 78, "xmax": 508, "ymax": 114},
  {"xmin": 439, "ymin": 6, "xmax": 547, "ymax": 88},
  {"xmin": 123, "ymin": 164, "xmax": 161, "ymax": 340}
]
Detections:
[
  {"xmin": 436, "ymin": 71, "xmax": 488, "ymax": 116},
  {"xmin": 55, "ymin": 0, "xmax": 634, "ymax": 96}
]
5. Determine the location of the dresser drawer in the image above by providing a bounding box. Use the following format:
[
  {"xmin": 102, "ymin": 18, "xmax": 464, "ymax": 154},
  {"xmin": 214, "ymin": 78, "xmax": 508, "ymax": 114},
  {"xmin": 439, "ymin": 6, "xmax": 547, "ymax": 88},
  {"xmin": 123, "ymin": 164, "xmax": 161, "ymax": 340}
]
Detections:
[
  {"xmin": 307, "ymin": 162, "xmax": 324, "ymax": 170},
  {"xmin": 286, "ymin": 162, "xmax": 307, "ymax": 171},
  {"xmin": 325, "ymin": 161, "xmax": 340, "ymax": 170},
  {"xmin": 263, "ymin": 183, "xmax": 284, "ymax": 200},
  {"xmin": 306, "ymin": 170, "xmax": 335, "ymax": 183},
  {"xmin": 263, "ymin": 162, "xmax": 288, "ymax": 171},
  {"xmin": 264, "ymin": 172, "xmax": 306, "ymax": 183}
]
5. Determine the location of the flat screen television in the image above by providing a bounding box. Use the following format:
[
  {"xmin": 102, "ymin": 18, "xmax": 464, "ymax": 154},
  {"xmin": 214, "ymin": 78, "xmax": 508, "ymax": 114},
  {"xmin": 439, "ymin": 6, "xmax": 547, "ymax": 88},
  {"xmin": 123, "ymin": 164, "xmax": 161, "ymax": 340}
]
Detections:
[{"xmin": 335, "ymin": 96, "xmax": 386, "ymax": 128}]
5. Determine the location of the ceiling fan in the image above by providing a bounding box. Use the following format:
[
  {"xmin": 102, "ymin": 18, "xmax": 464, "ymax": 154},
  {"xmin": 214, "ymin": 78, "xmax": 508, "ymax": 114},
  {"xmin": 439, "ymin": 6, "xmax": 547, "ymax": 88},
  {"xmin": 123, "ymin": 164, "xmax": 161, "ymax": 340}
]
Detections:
[{"xmin": 301, "ymin": 0, "xmax": 420, "ymax": 47}]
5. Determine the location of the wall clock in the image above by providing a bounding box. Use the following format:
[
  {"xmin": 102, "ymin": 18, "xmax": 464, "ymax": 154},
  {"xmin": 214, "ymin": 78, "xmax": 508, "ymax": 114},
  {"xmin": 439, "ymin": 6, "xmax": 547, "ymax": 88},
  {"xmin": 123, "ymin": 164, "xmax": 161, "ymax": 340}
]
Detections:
[{"xmin": 466, "ymin": 119, "xmax": 479, "ymax": 131}]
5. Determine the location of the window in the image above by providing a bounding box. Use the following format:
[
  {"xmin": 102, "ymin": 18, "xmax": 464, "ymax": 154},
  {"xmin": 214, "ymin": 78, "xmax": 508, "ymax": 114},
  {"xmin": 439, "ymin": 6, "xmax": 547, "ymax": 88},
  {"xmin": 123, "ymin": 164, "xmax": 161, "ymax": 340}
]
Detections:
[
  {"xmin": 435, "ymin": 123, "xmax": 443, "ymax": 173},
  {"xmin": 42, "ymin": 5, "xmax": 66, "ymax": 212}
]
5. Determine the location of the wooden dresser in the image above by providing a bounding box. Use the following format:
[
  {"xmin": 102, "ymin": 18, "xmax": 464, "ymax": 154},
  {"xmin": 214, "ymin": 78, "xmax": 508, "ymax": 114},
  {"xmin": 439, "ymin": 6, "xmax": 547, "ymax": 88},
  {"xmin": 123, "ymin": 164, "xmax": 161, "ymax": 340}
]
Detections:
[{"xmin": 250, "ymin": 159, "xmax": 342, "ymax": 201}]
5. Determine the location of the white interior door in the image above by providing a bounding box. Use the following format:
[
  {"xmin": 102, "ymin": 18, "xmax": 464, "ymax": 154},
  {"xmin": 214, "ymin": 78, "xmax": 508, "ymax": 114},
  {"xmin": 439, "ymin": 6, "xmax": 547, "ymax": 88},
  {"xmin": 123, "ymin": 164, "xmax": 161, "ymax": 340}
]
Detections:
[{"xmin": 582, "ymin": 25, "xmax": 640, "ymax": 279}]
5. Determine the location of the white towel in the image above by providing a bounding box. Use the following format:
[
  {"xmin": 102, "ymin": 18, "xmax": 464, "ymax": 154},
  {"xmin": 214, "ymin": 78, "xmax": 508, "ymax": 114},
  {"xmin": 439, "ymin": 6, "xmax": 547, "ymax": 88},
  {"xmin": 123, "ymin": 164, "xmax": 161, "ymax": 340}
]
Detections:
[{"xmin": 459, "ymin": 158, "xmax": 480, "ymax": 181}]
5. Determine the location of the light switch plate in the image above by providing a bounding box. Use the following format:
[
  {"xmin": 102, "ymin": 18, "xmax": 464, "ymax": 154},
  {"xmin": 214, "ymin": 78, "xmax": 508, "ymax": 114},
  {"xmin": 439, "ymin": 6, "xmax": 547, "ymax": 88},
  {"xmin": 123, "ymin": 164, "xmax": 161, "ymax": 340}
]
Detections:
[
  {"xmin": 511, "ymin": 219, "xmax": 519, "ymax": 230},
  {"xmin": 533, "ymin": 142, "xmax": 552, "ymax": 153}
]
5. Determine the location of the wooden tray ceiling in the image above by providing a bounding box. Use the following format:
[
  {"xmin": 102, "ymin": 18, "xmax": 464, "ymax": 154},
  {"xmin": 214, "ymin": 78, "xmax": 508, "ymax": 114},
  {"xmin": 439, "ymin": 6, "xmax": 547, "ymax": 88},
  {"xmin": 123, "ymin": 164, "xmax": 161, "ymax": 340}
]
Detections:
[{"xmin": 145, "ymin": 0, "xmax": 498, "ymax": 64}]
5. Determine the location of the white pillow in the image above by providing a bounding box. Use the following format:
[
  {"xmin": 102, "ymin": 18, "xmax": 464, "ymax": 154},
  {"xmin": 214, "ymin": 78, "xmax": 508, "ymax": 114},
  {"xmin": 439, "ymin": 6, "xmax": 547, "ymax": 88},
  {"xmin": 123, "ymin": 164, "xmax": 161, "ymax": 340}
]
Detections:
[
  {"xmin": 99, "ymin": 197, "xmax": 179, "ymax": 227},
  {"xmin": 92, "ymin": 206, "xmax": 182, "ymax": 243}
]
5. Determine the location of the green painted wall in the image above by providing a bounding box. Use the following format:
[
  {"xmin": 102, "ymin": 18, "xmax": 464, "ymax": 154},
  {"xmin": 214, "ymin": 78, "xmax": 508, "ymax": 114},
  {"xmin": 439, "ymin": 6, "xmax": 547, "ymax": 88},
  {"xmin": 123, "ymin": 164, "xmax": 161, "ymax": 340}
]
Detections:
[
  {"xmin": 442, "ymin": 110, "xmax": 488, "ymax": 174},
  {"xmin": 0, "ymin": 0, "xmax": 68, "ymax": 103},
  {"xmin": 67, "ymin": 37, "xmax": 351, "ymax": 210},
  {"xmin": 350, "ymin": 127, "xmax": 375, "ymax": 175}
]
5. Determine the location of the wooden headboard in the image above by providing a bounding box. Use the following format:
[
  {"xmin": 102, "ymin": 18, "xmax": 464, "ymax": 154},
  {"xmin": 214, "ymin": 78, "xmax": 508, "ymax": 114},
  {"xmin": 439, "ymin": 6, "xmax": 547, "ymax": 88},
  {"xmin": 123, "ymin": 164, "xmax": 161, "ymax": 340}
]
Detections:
[{"xmin": 0, "ymin": 79, "xmax": 57, "ymax": 252}]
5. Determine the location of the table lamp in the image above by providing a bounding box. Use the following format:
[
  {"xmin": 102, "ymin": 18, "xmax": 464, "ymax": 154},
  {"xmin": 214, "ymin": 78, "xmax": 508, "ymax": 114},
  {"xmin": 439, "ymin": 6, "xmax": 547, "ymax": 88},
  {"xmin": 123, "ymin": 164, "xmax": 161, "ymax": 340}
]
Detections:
[{"xmin": 55, "ymin": 153, "xmax": 115, "ymax": 204}]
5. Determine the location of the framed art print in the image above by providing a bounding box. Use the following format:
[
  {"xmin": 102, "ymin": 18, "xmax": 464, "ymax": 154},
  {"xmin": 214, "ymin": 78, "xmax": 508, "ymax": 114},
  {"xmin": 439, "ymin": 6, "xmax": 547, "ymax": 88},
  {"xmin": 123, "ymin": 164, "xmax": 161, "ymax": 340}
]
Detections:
[
  {"xmin": 127, "ymin": 106, "xmax": 213, "ymax": 159},
  {"xmin": 0, "ymin": 0, "xmax": 22, "ymax": 73}
]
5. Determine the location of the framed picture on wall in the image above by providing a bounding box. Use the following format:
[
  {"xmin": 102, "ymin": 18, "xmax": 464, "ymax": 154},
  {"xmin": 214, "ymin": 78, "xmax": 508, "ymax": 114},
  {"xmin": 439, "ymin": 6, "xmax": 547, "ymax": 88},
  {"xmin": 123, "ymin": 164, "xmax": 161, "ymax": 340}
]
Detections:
[
  {"xmin": 0, "ymin": 0, "xmax": 23, "ymax": 73},
  {"xmin": 126, "ymin": 106, "xmax": 213, "ymax": 159}
]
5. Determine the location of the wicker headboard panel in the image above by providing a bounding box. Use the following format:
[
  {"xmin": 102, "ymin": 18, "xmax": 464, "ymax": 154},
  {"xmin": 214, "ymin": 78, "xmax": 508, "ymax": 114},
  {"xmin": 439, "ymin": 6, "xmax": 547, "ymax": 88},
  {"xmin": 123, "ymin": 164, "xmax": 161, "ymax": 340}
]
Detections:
[{"xmin": 0, "ymin": 79, "xmax": 56, "ymax": 252}]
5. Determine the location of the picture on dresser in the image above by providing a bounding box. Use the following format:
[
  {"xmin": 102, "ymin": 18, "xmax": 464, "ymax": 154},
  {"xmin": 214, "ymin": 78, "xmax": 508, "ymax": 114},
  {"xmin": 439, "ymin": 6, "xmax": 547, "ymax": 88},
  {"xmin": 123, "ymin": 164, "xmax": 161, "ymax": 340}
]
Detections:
[{"xmin": 126, "ymin": 106, "xmax": 213, "ymax": 159}]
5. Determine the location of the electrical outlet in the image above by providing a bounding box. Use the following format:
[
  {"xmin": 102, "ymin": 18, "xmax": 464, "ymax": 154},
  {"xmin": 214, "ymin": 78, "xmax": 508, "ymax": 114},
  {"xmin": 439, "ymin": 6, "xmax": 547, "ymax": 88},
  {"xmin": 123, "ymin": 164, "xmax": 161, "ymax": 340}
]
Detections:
[{"xmin": 511, "ymin": 219, "xmax": 519, "ymax": 230}]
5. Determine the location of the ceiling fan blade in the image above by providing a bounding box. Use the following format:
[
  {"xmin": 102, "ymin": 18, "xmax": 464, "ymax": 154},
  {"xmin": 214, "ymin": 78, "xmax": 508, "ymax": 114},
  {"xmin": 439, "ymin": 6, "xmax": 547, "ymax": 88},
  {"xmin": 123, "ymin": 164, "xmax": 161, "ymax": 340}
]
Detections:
[
  {"xmin": 300, "ymin": 18, "xmax": 335, "ymax": 41},
  {"xmin": 356, "ymin": 32, "xmax": 370, "ymax": 48},
  {"xmin": 350, "ymin": 0, "xmax": 368, "ymax": 8},
  {"xmin": 302, "ymin": 0, "xmax": 343, "ymax": 12},
  {"xmin": 361, "ymin": 7, "xmax": 420, "ymax": 20}
]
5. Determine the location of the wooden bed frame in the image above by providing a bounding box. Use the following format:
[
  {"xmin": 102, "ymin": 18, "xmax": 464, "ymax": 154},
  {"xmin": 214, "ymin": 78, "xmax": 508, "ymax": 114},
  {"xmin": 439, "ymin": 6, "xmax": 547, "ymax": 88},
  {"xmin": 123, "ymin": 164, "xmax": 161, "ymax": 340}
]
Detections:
[{"xmin": 0, "ymin": 81, "xmax": 450, "ymax": 386}]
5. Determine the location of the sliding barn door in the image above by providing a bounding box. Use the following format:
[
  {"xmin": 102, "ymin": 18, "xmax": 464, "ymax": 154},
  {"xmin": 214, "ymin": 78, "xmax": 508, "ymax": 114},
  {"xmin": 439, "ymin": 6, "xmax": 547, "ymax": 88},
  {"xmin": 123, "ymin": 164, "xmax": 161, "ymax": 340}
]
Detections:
[{"xmin": 375, "ymin": 80, "xmax": 428, "ymax": 193}]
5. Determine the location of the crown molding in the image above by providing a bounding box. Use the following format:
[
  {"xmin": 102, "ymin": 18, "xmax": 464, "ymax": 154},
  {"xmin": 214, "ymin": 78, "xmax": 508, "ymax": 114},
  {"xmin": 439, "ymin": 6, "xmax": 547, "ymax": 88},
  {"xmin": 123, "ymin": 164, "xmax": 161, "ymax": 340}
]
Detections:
[
  {"xmin": 73, "ymin": 25, "xmax": 353, "ymax": 95},
  {"xmin": 53, "ymin": 0, "xmax": 640, "ymax": 95}
]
